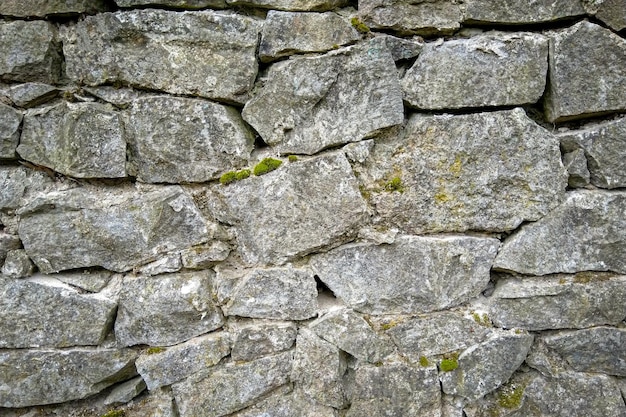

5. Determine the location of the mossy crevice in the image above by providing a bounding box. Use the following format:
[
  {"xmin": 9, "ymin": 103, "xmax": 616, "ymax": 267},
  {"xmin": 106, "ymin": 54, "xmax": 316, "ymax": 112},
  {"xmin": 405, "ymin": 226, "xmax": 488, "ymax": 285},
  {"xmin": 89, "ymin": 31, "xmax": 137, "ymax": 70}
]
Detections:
[{"xmin": 253, "ymin": 158, "xmax": 282, "ymax": 176}]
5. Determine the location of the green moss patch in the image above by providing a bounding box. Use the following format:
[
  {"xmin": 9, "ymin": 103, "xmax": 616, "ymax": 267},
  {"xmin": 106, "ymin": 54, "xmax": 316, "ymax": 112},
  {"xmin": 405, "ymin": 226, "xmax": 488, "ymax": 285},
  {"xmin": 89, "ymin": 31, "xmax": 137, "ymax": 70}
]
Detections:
[
  {"xmin": 253, "ymin": 158, "xmax": 282, "ymax": 176},
  {"xmin": 351, "ymin": 17, "xmax": 370, "ymax": 33}
]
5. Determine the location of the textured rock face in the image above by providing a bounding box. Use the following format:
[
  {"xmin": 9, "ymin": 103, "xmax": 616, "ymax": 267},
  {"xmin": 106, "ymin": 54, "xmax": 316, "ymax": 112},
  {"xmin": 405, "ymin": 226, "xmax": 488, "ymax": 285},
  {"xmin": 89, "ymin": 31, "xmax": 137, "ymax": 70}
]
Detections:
[
  {"xmin": 243, "ymin": 41, "xmax": 403, "ymax": 155},
  {"xmin": 127, "ymin": 96, "xmax": 254, "ymax": 183},
  {"xmin": 359, "ymin": 109, "xmax": 567, "ymax": 233},
  {"xmin": 18, "ymin": 185, "xmax": 208, "ymax": 273},
  {"xmin": 494, "ymin": 190, "xmax": 626, "ymax": 275},
  {"xmin": 402, "ymin": 33, "xmax": 548, "ymax": 110},
  {"xmin": 1, "ymin": 248, "xmax": 34, "ymax": 278},
  {"xmin": 116, "ymin": 0, "xmax": 226, "ymax": 8},
  {"xmin": 62, "ymin": 10, "xmax": 261, "ymax": 104},
  {"xmin": 545, "ymin": 21, "xmax": 626, "ymax": 122},
  {"xmin": 585, "ymin": 0, "xmax": 626, "ymax": 31},
  {"xmin": 225, "ymin": 0, "xmax": 347, "ymax": 11},
  {"xmin": 562, "ymin": 148, "xmax": 590, "ymax": 188},
  {"xmin": 0, "ymin": 0, "xmax": 107, "ymax": 16},
  {"xmin": 230, "ymin": 388, "xmax": 337, "ymax": 417},
  {"xmin": 231, "ymin": 321, "xmax": 297, "ymax": 361},
  {"xmin": 464, "ymin": 0, "xmax": 585, "ymax": 23},
  {"xmin": 0, "ymin": 348, "xmax": 137, "ymax": 407},
  {"xmin": 310, "ymin": 235, "xmax": 499, "ymax": 314},
  {"xmin": 5, "ymin": 82, "xmax": 58, "ymax": 108},
  {"xmin": 18, "ymin": 102, "xmax": 126, "ymax": 178},
  {"xmin": 0, "ymin": 102, "xmax": 22, "ymax": 159},
  {"xmin": 0, "ymin": 232, "xmax": 21, "ymax": 265}
]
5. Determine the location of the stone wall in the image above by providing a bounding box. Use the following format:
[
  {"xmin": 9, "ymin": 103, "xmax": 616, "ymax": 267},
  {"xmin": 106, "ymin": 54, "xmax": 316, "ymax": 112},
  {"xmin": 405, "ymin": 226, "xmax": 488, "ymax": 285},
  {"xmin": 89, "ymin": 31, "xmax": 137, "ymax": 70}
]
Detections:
[{"xmin": 1, "ymin": 1, "xmax": 625, "ymax": 416}]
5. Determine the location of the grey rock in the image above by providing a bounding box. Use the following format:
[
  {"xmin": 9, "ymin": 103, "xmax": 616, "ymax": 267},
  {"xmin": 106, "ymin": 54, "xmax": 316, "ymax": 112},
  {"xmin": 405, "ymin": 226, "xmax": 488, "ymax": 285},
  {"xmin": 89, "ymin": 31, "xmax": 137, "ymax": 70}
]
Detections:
[
  {"xmin": 0, "ymin": 276, "xmax": 117, "ymax": 348},
  {"xmin": 0, "ymin": 102, "xmax": 22, "ymax": 159},
  {"xmin": 18, "ymin": 102, "xmax": 126, "ymax": 178},
  {"xmin": 54, "ymin": 270, "xmax": 114, "ymax": 293},
  {"xmin": 242, "ymin": 41, "xmax": 403, "ymax": 155},
  {"xmin": 172, "ymin": 351, "xmax": 293, "ymax": 417},
  {"xmin": 222, "ymin": 267, "xmax": 318, "ymax": 320},
  {"xmin": 210, "ymin": 153, "xmax": 367, "ymax": 265},
  {"xmin": 1, "ymin": 249, "xmax": 35, "ymax": 278},
  {"xmin": 0, "ymin": 232, "xmax": 21, "ymax": 265},
  {"xmin": 230, "ymin": 387, "xmax": 338, "ymax": 417},
  {"xmin": 310, "ymin": 235, "xmax": 499, "ymax": 314},
  {"xmin": 0, "ymin": 21, "xmax": 62, "ymax": 83},
  {"xmin": 562, "ymin": 149, "xmax": 590, "ymax": 188},
  {"xmin": 126, "ymin": 96, "xmax": 254, "ymax": 183},
  {"xmin": 84, "ymin": 86, "xmax": 141, "ymax": 108},
  {"xmin": 181, "ymin": 241, "xmax": 231, "ymax": 269},
  {"xmin": 358, "ymin": 109, "xmax": 567, "ymax": 233},
  {"xmin": 402, "ymin": 33, "xmax": 548, "ymax": 109},
  {"xmin": 63, "ymin": 10, "xmax": 261, "ymax": 104},
  {"xmin": 225, "ymin": 0, "xmax": 347, "ymax": 11},
  {"xmin": 525, "ymin": 337, "xmax": 570, "ymax": 377},
  {"xmin": 292, "ymin": 328, "xmax": 347, "ymax": 408},
  {"xmin": 344, "ymin": 139, "xmax": 374, "ymax": 164},
  {"xmin": 259, "ymin": 11, "xmax": 360, "ymax": 62},
  {"xmin": 464, "ymin": 0, "xmax": 585, "ymax": 24},
  {"xmin": 115, "ymin": 272, "xmax": 224, "ymax": 347},
  {"xmin": 125, "ymin": 387, "xmax": 178, "ymax": 417},
  {"xmin": 6, "ymin": 83, "xmax": 58, "ymax": 108},
  {"xmin": 370, "ymin": 34, "xmax": 424, "ymax": 61},
  {"xmin": 543, "ymin": 327, "xmax": 626, "ymax": 376},
  {"xmin": 545, "ymin": 21, "xmax": 626, "ymax": 122},
  {"xmin": 309, "ymin": 308, "xmax": 394, "ymax": 363},
  {"xmin": 559, "ymin": 117, "xmax": 626, "ymax": 189},
  {"xmin": 0, "ymin": 0, "xmax": 107, "ymax": 17},
  {"xmin": 347, "ymin": 360, "xmax": 441, "ymax": 417},
  {"xmin": 585, "ymin": 0, "xmax": 626, "ymax": 31},
  {"xmin": 136, "ymin": 254, "xmax": 182, "ymax": 276},
  {"xmin": 136, "ymin": 332, "xmax": 231, "ymax": 390},
  {"xmin": 18, "ymin": 185, "xmax": 209, "ymax": 273},
  {"xmin": 0, "ymin": 348, "xmax": 137, "ymax": 408},
  {"xmin": 441, "ymin": 332, "xmax": 534, "ymax": 400},
  {"xmin": 116, "ymin": 0, "xmax": 226, "ymax": 9},
  {"xmin": 493, "ymin": 190, "xmax": 626, "ymax": 275},
  {"xmin": 0, "ymin": 165, "xmax": 64, "ymax": 211},
  {"xmin": 489, "ymin": 274, "xmax": 626, "ymax": 330},
  {"xmin": 231, "ymin": 320, "xmax": 297, "ymax": 361},
  {"xmin": 104, "ymin": 376, "xmax": 147, "ymax": 405}
]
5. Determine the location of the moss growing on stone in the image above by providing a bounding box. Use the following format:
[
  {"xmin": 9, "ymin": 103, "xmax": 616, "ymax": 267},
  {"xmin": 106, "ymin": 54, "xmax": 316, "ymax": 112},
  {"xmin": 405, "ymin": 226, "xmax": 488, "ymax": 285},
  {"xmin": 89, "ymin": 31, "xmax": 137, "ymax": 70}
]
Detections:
[
  {"xmin": 288, "ymin": 155, "xmax": 298, "ymax": 163},
  {"xmin": 497, "ymin": 383, "xmax": 526, "ymax": 409},
  {"xmin": 440, "ymin": 352, "xmax": 459, "ymax": 372},
  {"xmin": 253, "ymin": 158, "xmax": 282, "ymax": 176},
  {"xmin": 351, "ymin": 17, "xmax": 370, "ymax": 33},
  {"xmin": 235, "ymin": 169, "xmax": 251, "ymax": 180},
  {"xmin": 384, "ymin": 177, "xmax": 405, "ymax": 193},
  {"xmin": 101, "ymin": 410, "xmax": 125, "ymax": 417},
  {"xmin": 221, "ymin": 169, "xmax": 251, "ymax": 185},
  {"xmin": 472, "ymin": 312, "xmax": 491, "ymax": 327},
  {"xmin": 419, "ymin": 356, "xmax": 430, "ymax": 367},
  {"xmin": 146, "ymin": 346, "xmax": 165, "ymax": 355}
]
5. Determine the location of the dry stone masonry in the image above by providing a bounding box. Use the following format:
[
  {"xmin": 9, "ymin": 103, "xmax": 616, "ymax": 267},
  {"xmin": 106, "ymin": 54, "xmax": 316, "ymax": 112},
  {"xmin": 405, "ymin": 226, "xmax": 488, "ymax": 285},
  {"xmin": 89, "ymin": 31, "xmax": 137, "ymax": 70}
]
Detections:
[{"xmin": 0, "ymin": 1, "xmax": 625, "ymax": 416}]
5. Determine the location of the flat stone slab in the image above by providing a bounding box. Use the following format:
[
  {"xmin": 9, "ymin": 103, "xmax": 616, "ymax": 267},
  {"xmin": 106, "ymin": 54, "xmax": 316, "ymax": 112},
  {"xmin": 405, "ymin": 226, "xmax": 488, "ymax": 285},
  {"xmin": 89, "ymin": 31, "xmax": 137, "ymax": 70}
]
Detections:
[
  {"xmin": 494, "ymin": 190, "xmax": 626, "ymax": 275},
  {"xmin": 0, "ymin": 0, "xmax": 107, "ymax": 17},
  {"xmin": 584, "ymin": 0, "xmax": 626, "ymax": 32},
  {"xmin": 116, "ymin": 0, "xmax": 226, "ymax": 8},
  {"xmin": 464, "ymin": 0, "xmax": 585, "ymax": 24},
  {"xmin": 231, "ymin": 320, "xmax": 297, "ymax": 361},
  {"xmin": 402, "ymin": 32, "xmax": 548, "ymax": 110},
  {"xmin": 225, "ymin": 0, "xmax": 347, "ymax": 11},
  {"xmin": 310, "ymin": 235, "xmax": 499, "ymax": 314},
  {"xmin": 62, "ymin": 10, "xmax": 261, "ymax": 104},
  {"xmin": 230, "ymin": 388, "xmax": 337, "ymax": 417},
  {"xmin": 5, "ymin": 82, "xmax": 58, "ymax": 108},
  {"xmin": 0, "ymin": 102, "xmax": 22, "ymax": 159}
]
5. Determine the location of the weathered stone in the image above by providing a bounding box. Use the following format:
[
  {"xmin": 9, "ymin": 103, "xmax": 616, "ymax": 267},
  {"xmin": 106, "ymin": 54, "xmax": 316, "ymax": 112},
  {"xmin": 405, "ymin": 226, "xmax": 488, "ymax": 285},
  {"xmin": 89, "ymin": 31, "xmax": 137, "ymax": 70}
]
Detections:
[
  {"xmin": 493, "ymin": 190, "xmax": 626, "ymax": 275},
  {"xmin": 489, "ymin": 274, "xmax": 626, "ymax": 330},
  {"xmin": 0, "ymin": 21, "xmax": 62, "ymax": 83},
  {"xmin": 402, "ymin": 33, "xmax": 548, "ymax": 109},
  {"xmin": 53, "ymin": 270, "xmax": 113, "ymax": 293},
  {"xmin": 6, "ymin": 83, "xmax": 58, "ymax": 108},
  {"xmin": 231, "ymin": 320, "xmax": 297, "ymax": 361},
  {"xmin": 243, "ymin": 41, "xmax": 403, "ymax": 155},
  {"xmin": 0, "ymin": 276, "xmax": 116, "ymax": 348},
  {"xmin": 173, "ymin": 351, "xmax": 293, "ymax": 417},
  {"xmin": 210, "ymin": 153, "xmax": 367, "ymax": 265},
  {"xmin": 309, "ymin": 308, "xmax": 394, "ymax": 363},
  {"xmin": 310, "ymin": 235, "xmax": 499, "ymax": 314},
  {"xmin": 18, "ymin": 102, "xmax": 126, "ymax": 178},
  {"xmin": 347, "ymin": 361, "xmax": 441, "ymax": 417},
  {"xmin": 136, "ymin": 332, "xmax": 231, "ymax": 390},
  {"xmin": 359, "ymin": 0, "xmax": 463, "ymax": 35},
  {"xmin": 181, "ymin": 241, "xmax": 231, "ymax": 269},
  {"xmin": 1, "ymin": 249, "xmax": 35, "ymax": 278},
  {"xmin": 0, "ymin": 0, "xmax": 107, "ymax": 17},
  {"xmin": 441, "ymin": 332, "xmax": 534, "ymax": 400},
  {"xmin": 0, "ymin": 232, "xmax": 21, "ymax": 265},
  {"xmin": 222, "ymin": 267, "xmax": 318, "ymax": 320},
  {"xmin": 545, "ymin": 21, "xmax": 626, "ymax": 122},
  {"xmin": 0, "ymin": 166, "xmax": 64, "ymax": 212},
  {"xmin": 226, "ymin": 0, "xmax": 347, "ymax": 11},
  {"xmin": 358, "ymin": 109, "xmax": 567, "ymax": 233},
  {"xmin": 585, "ymin": 0, "xmax": 626, "ymax": 31},
  {"xmin": 104, "ymin": 376, "xmax": 147, "ymax": 406},
  {"xmin": 386, "ymin": 311, "xmax": 493, "ymax": 359},
  {"xmin": 84, "ymin": 86, "xmax": 141, "ymax": 108},
  {"xmin": 0, "ymin": 348, "xmax": 137, "ymax": 407},
  {"xmin": 115, "ymin": 272, "xmax": 224, "ymax": 347},
  {"xmin": 464, "ymin": 0, "xmax": 585, "ymax": 24},
  {"xmin": 292, "ymin": 328, "xmax": 347, "ymax": 408},
  {"xmin": 125, "ymin": 387, "xmax": 177, "ymax": 417},
  {"xmin": 370, "ymin": 34, "xmax": 424, "ymax": 61},
  {"xmin": 116, "ymin": 0, "xmax": 226, "ymax": 9},
  {"xmin": 542, "ymin": 327, "xmax": 626, "ymax": 376},
  {"xmin": 559, "ymin": 117, "xmax": 626, "ymax": 189},
  {"xmin": 126, "ymin": 96, "xmax": 254, "ymax": 183},
  {"xmin": 63, "ymin": 10, "xmax": 261, "ymax": 104},
  {"xmin": 0, "ymin": 102, "xmax": 22, "ymax": 159},
  {"xmin": 562, "ymin": 149, "xmax": 590, "ymax": 188},
  {"xmin": 18, "ymin": 185, "xmax": 209, "ymax": 273},
  {"xmin": 259, "ymin": 11, "xmax": 360, "ymax": 62},
  {"xmin": 231, "ymin": 387, "xmax": 338, "ymax": 417},
  {"xmin": 136, "ymin": 254, "xmax": 182, "ymax": 276}
]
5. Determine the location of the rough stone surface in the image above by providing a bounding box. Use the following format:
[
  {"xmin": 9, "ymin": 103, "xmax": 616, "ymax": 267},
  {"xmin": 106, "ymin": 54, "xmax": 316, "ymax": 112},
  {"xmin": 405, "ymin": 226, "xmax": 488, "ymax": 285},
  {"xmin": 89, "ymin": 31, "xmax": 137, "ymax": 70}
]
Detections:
[
  {"xmin": 210, "ymin": 153, "xmax": 368, "ymax": 265},
  {"xmin": 172, "ymin": 351, "xmax": 293, "ymax": 417},
  {"xmin": 84, "ymin": 86, "xmax": 141, "ymax": 108},
  {"xmin": 230, "ymin": 388, "xmax": 338, "ymax": 417},
  {"xmin": 309, "ymin": 308, "xmax": 394, "ymax": 363},
  {"xmin": 494, "ymin": 190, "xmax": 626, "ymax": 275},
  {"xmin": 231, "ymin": 321, "xmax": 297, "ymax": 361},
  {"xmin": 0, "ymin": 21, "xmax": 62, "ymax": 83},
  {"xmin": 440, "ymin": 332, "xmax": 534, "ymax": 400},
  {"xmin": 136, "ymin": 332, "xmax": 231, "ymax": 390},
  {"xmin": 559, "ymin": 117, "xmax": 626, "ymax": 189},
  {"xmin": 225, "ymin": 0, "xmax": 347, "ymax": 11},
  {"xmin": 53, "ymin": 270, "xmax": 113, "ymax": 293},
  {"xmin": 243, "ymin": 41, "xmax": 403, "ymax": 155},
  {"xmin": 0, "ymin": 232, "xmax": 21, "ymax": 265},
  {"xmin": 545, "ymin": 21, "xmax": 626, "ymax": 122},
  {"xmin": 63, "ymin": 10, "xmax": 261, "ymax": 104},
  {"xmin": 104, "ymin": 376, "xmax": 147, "ymax": 405},
  {"xmin": 222, "ymin": 267, "xmax": 318, "ymax": 320},
  {"xmin": 115, "ymin": 272, "xmax": 224, "ymax": 347},
  {"xmin": 0, "ymin": 0, "xmax": 107, "ymax": 16},
  {"xmin": 562, "ymin": 149, "xmax": 590, "ymax": 188},
  {"xmin": 18, "ymin": 185, "xmax": 209, "ymax": 273},
  {"xmin": 127, "ymin": 96, "xmax": 254, "ymax": 183},
  {"xmin": 6, "ymin": 83, "xmax": 58, "ymax": 108},
  {"xmin": 402, "ymin": 33, "xmax": 548, "ymax": 109},
  {"xmin": 585, "ymin": 0, "xmax": 626, "ymax": 31},
  {"xmin": 489, "ymin": 274, "xmax": 626, "ymax": 330},
  {"xmin": 136, "ymin": 253, "xmax": 182, "ymax": 276},
  {"xmin": 0, "ymin": 276, "xmax": 117, "ymax": 348},
  {"xmin": 259, "ymin": 11, "xmax": 360, "ymax": 62},
  {"xmin": 464, "ymin": 0, "xmax": 586, "ymax": 24},
  {"xmin": 358, "ymin": 109, "xmax": 567, "ymax": 234},
  {"xmin": 0, "ymin": 348, "xmax": 137, "ymax": 408},
  {"xmin": 0, "ymin": 102, "xmax": 22, "ymax": 159},
  {"xmin": 0, "ymin": 166, "xmax": 63, "ymax": 212},
  {"xmin": 1, "ymin": 249, "xmax": 35, "ymax": 278},
  {"xmin": 370, "ymin": 34, "xmax": 424, "ymax": 61},
  {"xmin": 18, "ymin": 102, "xmax": 126, "ymax": 178},
  {"xmin": 125, "ymin": 387, "xmax": 178, "ymax": 417},
  {"xmin": 181, "ymin": 242, "xmax": 231, "ymax": 269},
  {"xmin": 116, "ymin": 0, "xmax": 226, "ymax": 8},
  {"xmin": 310, "ymin": 235, "xmax": 499, "ymax": 314}
]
